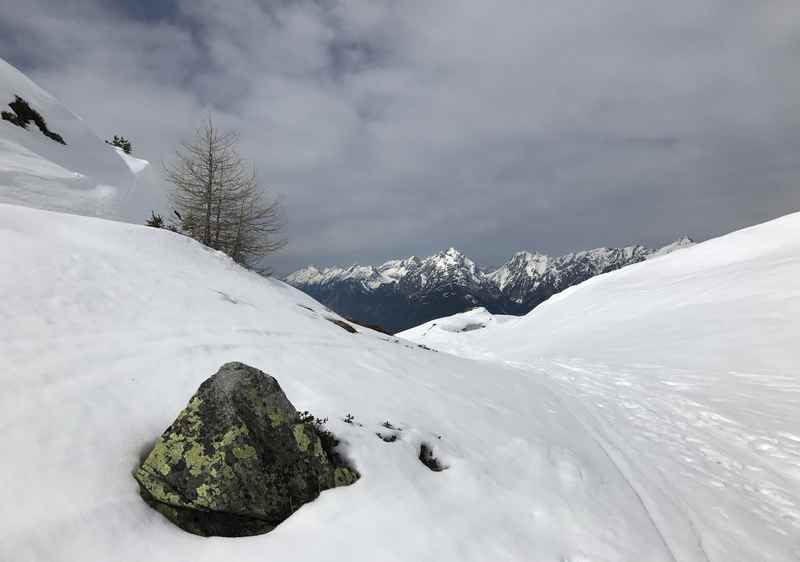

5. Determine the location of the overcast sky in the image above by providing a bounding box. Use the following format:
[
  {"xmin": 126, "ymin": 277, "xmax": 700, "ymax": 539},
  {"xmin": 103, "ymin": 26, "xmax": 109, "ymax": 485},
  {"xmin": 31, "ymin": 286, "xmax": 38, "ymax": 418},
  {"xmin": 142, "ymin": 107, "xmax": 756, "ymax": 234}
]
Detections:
[{"xmin": 2, "ymin": 0, "xmax": 798, "ymax": 274}]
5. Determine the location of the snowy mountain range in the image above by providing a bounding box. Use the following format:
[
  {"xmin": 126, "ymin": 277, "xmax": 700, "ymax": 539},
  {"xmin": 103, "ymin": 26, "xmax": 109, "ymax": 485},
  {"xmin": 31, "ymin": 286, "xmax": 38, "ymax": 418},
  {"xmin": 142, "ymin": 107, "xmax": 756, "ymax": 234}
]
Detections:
[{"xmin": 286, "ymin": 237, "xmax": 694, "ymax": 333}]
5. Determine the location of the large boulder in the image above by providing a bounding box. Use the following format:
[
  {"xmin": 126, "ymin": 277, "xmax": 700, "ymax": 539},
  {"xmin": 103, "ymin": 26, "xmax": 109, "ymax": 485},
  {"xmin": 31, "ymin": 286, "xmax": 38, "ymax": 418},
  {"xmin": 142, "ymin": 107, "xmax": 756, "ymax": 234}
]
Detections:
[{"xmin": 134, "ymin": 362, "xmax": 358, "ymax": 537}]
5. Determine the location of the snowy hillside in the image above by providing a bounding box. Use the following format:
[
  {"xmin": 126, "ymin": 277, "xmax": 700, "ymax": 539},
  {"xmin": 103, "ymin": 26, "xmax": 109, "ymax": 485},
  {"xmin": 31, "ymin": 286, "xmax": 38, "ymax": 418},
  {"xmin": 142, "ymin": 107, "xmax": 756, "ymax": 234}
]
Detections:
[
  {"xmin": 401, "ymin": 212, "xmax": 800, "ymax": 561},
  {"xmin": 0, "ymin": 57, "xmax": 156, "ymax": 221},
  {"xmin": 0, "ymin": 202, "xmax": 707, "ymax": 562},
  {"xmin": 400, "ymin": 307, "xmax": 520, "ymax": 357}
]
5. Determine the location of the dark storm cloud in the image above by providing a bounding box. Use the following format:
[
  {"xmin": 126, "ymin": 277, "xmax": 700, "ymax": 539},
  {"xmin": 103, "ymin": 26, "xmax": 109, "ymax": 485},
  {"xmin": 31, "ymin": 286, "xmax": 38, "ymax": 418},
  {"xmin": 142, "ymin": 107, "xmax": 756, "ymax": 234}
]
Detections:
[
  {"xmin": 110, "ymin": 0, "xmax": 181, "ymax": 23},
  {"xmin": 1, "ymin": 0, "xmax": 798, "ymax": 274}
]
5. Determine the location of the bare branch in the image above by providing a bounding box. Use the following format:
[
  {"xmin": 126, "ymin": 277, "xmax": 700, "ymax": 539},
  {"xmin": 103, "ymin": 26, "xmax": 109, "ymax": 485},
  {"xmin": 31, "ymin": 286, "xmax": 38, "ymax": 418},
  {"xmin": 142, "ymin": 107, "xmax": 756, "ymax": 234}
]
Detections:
[{"xmin": 163, "ymin": 117, "xmax": 286, "ymax": 271}]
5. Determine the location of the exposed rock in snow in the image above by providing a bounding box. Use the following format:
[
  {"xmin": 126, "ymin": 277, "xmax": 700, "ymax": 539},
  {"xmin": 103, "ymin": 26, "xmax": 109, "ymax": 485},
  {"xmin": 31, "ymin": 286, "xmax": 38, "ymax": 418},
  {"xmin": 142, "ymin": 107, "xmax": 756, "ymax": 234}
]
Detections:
[{"xmin": 135, "ymin": 362, "xmax": 358, "ymax": 537}]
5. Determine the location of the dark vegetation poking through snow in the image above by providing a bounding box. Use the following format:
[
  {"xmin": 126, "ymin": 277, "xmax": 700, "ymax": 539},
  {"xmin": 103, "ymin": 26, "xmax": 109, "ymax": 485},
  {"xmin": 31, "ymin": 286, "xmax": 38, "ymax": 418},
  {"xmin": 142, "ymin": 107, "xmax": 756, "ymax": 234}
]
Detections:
[
  {"xmin": 376, "ymin": 420, "xmax": 401, "ymax": 442},
  {"xmin": 1, "ymin": 95, "xmax": 66, "ymax": 144},
  {"xmin": 346, "ymin": 317, "xmax": 392, "ymax": 335},
  {"xmin": 106, "ymin": 134, "xmax": 132, "ymax": 154},
  {"xmin": 295, "ymin": 411, "xmax": 346, "ymax": 466}
]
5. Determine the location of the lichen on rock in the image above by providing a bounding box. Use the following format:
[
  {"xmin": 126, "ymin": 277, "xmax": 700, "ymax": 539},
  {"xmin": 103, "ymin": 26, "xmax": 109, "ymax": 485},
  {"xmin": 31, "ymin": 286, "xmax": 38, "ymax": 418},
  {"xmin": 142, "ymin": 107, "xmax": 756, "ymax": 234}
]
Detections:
[{"xmin": 134, "ymin": 362, "xmax": 358, "ymax": 537}]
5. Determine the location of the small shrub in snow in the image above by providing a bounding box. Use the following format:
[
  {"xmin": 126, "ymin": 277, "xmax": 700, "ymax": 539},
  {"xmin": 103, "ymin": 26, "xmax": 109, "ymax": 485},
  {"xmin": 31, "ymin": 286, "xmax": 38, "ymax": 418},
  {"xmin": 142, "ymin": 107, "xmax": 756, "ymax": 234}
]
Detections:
[
  {"xmin": 296, "ymin": 410, "xmax": 342, "ymax": 464},
  {"xmin": 145, "ymin": 211, "xmax": 164, "ymax": 228},
  {"xmin": 106, "ymin": 135, "xmax": 132, "ymax": 154}
]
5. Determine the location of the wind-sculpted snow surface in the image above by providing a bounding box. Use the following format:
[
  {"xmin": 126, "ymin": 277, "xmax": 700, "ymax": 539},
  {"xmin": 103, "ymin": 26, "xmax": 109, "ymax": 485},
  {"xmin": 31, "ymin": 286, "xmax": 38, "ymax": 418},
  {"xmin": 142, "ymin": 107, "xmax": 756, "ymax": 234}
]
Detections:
[
  {"xmin": 1, "ymin": 203, "xmax": 685, "ymax": 562},
  {"xmin": 400, "ymin": 212, "xmax": 800, "ymax": 561},
  {"xmin": 400, "ymin": 307, "xmax": 520, "ymax": 358},
  {"xmin": 0, "ymin": 57, "xmax": 157, "ymax": 222}
]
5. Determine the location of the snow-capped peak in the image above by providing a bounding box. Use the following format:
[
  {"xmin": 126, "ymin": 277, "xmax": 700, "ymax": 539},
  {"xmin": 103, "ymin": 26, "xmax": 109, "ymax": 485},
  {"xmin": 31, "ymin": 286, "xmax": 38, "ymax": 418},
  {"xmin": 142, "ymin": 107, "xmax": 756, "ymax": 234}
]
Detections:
[
  {"xmin": 425, "ymin": 247, "xmax": 476, "ymax": 273},
  {"xmin": 648, "ymin": 236, "xmax": 695, "ymax": 259},
  {"xmin": 379, "ymin": 256, "xmax": 422, "ymax": 282},
  {"xmin": 286, "ymin": 236, "xmax": 701, "ymax": 331},
  {"xmin": 288, "ymin": 238, "xmax": 697, "ymax": 294},
  {"xmin": 285, "ymin": 265, "xmax": 324, "ymax": 285}
]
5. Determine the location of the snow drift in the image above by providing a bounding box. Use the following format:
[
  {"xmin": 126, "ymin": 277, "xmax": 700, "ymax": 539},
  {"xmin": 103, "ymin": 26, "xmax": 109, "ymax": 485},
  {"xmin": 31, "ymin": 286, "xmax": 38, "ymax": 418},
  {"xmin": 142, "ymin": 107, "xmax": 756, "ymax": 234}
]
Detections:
[
  {"xmin": 0, "ymin": 57, "xmax": 156, "ymax": 222},
  {"xmin": 401, "ymin": 212, "xmax": 800, "ymax": 561},
  {"xmin": 399, "ymin": 307, "xmax": 519, "ymax": 357}
]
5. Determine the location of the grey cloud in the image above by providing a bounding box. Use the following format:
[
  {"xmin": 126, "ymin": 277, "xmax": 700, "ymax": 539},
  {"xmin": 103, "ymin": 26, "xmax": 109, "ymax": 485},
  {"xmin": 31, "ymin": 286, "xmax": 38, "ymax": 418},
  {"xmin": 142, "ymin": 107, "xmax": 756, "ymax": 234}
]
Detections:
[{"xmin": 0, "ymin": 0, "xmax": 798, "ymax": 274}]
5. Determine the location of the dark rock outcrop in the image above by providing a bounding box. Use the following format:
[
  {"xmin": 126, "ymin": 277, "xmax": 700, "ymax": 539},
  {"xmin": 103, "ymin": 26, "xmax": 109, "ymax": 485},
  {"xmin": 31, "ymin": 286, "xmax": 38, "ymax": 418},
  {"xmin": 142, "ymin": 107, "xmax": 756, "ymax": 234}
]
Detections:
[
  {"xmin": 135, "ymin": 362, "xmax": 358, "ymax": 537},
  {"xmin": 419, "ymin": 443, "xmax": 447, "ymax": 472},
  {"xmin": 1, "ymin": 95, "xmax": 66, "ymax": 145}
]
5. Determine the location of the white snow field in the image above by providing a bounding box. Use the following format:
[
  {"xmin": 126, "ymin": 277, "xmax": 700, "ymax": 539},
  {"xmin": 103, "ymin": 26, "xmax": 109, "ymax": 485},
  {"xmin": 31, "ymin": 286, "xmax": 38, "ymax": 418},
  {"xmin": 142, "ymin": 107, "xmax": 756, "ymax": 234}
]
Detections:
[
  {"xmin": 1, "ymin": 205, "xmax": 798, "ymax": 562},
  {"xmin": 0, "ymin": 57, "xmax": 156, "ymax": 222},
  {"xmin": 401, "ymin": 306, "xmax": 520, "ymax": 358},
  {"xmin": 1, "ymin": 203, "xmax": 798, "ymax": 562},
  {"xmin": 1, "ymin": 203, "xmax": 694, "ymax": 562},
  {"xmin": 400, "ymin": 212, "xmax": 800, "ymax": 561}
]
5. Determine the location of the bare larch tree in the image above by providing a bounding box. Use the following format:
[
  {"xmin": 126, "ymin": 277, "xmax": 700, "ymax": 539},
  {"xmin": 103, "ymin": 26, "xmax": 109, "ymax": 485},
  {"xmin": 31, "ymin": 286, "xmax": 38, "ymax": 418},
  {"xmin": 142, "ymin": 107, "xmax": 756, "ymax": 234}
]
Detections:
[{"xmin": 164, "ymin": 118, "xmax": 286, "ymax": 273}]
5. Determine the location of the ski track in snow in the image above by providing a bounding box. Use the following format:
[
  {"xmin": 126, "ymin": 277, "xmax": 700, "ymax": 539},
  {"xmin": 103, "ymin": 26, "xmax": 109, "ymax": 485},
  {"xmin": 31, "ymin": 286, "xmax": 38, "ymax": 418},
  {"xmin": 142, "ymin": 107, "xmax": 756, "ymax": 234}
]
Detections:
[
  {"xmin": 399, "ymin": 213, "xmax": 800, "ymax": 561},
  {"xmin": 492, "ymin": 357, "xmax": 800, "ymax": 561}
]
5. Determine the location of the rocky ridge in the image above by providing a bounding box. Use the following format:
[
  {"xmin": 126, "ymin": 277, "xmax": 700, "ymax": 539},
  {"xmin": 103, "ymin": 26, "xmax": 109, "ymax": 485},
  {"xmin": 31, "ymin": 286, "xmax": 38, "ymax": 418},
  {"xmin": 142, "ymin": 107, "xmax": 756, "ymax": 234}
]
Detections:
[{"xmin": 286, "ymin": 238, "xmax": 694, "ymax": 333}]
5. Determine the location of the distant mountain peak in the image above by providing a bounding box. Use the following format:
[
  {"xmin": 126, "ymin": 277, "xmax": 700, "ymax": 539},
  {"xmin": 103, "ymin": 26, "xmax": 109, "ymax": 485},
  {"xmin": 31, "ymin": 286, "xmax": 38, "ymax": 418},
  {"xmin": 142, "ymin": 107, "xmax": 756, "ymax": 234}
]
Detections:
[{"xmin": 430, "ymin": 247, "xmax": 469, "ymax": 265}]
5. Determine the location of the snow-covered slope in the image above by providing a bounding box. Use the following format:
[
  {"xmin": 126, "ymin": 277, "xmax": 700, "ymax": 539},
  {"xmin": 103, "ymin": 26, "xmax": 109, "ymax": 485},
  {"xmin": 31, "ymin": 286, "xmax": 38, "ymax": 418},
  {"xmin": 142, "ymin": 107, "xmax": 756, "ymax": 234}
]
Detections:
[
  {"xmin": 400, "ymin": 212, "xmax": 800, "ymax": 561},
  {"xmin": 0, "ymin": 57, "xmax": 154, "ymax": 221},
  {"xmin": 1, "ymin": 203, "xmax": 702, "ymax": 562},
  {"xmin": 437, "ymin": 215, "xmax": 798, "ymax": 373},
  {"xmin": 400, "ymin": 307, "xmax": 519, "ymax": 357}
]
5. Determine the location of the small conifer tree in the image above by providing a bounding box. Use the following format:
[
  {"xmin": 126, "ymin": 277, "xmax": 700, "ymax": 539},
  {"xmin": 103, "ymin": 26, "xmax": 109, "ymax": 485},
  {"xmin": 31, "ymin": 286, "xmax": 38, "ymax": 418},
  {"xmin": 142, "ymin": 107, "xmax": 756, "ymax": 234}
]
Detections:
[{"xmin": 107, "ymin": 135, "xmax": 132, "ymax": 154}]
